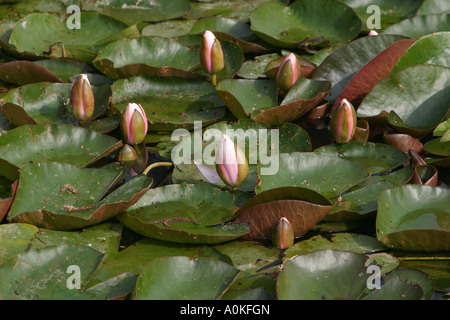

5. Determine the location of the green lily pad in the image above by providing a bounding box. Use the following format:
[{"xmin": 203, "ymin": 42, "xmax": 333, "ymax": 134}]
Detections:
[
  {"xmin": 381, "ymin": 13, "xmax": 450, "ymax": 39},
  {"xmin": 340, "ymin": 0, "xmax": 423, "ymax": 31},
  {"xmin": 141, "ymin": 19, "xmax": 196, "ymax": 38},
  {"xmin": 357, "ymin": 65, "xmax": 450, "ymax": 135},
  {"xmin": 81, "ymin": 0, "xmax": 191, "ymax": 26},
  {"xmin": 30, "ymin": 222, "xmax": 123, "ymax": 254},
  {"xmin": 0, "ymin": 245, "xmax": 103, "ymax": 300},
  {"xmin": 0, "ymin": 222, "xmax": 39, "ymax": 266},
  {"xmin": 0, "ymin": 82, "xmax": 112, "ymax": 126},
  {"xmin": 256, "ymin": 152, "xmax": 369, "ymax": 198},
  {"xmin": 424, "ymin": 139, "xmax": 450, "ymax": 157},
  {"xmin": 237, "ymin": 53, "xmax": 281, "ymax": 79},
  {"xmin": 87, "ymin": 237, "xmax": 231, "ymax": 288},
  {"xmin": 314, "ymin": 142, "xmax": 408, "ymax": 174},
  {"xmin": 74, "ymin": 271, "xmax": 138, "ymax": 300},
  {"xmin": 33, "ymin": 59, "xmax": 97, "ymax": 83},
  {"xmin": 109, "ymin": 76, "xmax": 225, "ymax": 131},
  {"xmin": 284, "ymin": 233, "xmax": 387, "ymax": 261},
  {"xmin": 0, "ymin": 124, "xmax": 122, "ymax": 180},
  {"xmin": 277, "ymin": 250, "xmax": 370, "ymax": 300},
  {"xmin": 7, "ymin": 162, "xmax": 129, "ymax": 229},
  {"xmin": 92, "ymin": 36, "xmax": 201, "ymax": 80},
  {"xmin": 9, "ymin": 12, "xmax": 140, "ymax": 62},
  {"xmin": 119, "ymin": 183, "xmax": 252, "ymax": 244},
  {"xmin": 376, "ymin": 185, "xmax": 450, "ymax": 250},
  {"xmin": 216, "ymin": 79, "xmax": 278, "ymax": 120},
  {"xmin": 312, "ymin": 34, "xmax": 407, "ymax": 102},
  {"xmin": 251, "ymin": 77, "xmax": 332, "ymax": 125},
  {"xmin": 249, "ymin": 0, "xmax": 361, "ymax": 48},
  {"xmin": 135, "ymin": 256, "xmax": 239, "ymax": 300},
  {"xmin": 391, "ymin": 32, "xmax": 450, "ymax": 74},
  {"xmin": 418, "ymin": 0, "xmax": 450, "ymax": 14}
]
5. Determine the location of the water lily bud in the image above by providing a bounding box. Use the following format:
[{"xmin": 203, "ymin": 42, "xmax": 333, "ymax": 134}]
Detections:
[
  {"xmin": 120, "ymin": 103, "xmax": 148, "ymax": 145},
  {"xmin": 200, "ymin": 30, "xmax": 225, "ymax": 75},
  {"xmin": 215, "ymin": 135, "xmax": 249, "ymax": 188},
  {"xmin": 272, "ymin": 217, "xmax": 294, "ymax": 249},
  {"xmin": 330, "ymin": 98, "xmax": 357, "ymax": 144},
  {"xmin": 276, "ymin": 53, "xmax": 300, "ymax": 92},
  {"xmin": 368, "ymin": 30, "xmax": 379, "ymax": 36},
  {"xmin": 117, "ymin": 144, "xmax": 138, "ymax": 169},
  {"xmin": 70, "ymin": 74, "xmax": 95, "ymax": 121}
]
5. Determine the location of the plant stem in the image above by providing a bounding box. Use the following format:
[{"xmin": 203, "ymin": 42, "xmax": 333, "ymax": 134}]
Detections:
[
  {"xmin": 211, "ymin": 73, "xmax": 217, "ymax": 86},
  {"xmin": 142, "ymin": 161, "xmax": 173, "ymax": 176}
]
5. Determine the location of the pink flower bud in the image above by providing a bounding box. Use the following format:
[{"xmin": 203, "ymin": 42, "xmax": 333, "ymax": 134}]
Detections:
[
  {"xmin": 70, "ymin": 74, "xmax": 95, "ymax": 121},
  {"xmin": 120, "ymin": 103, "xmax": 148, "ymax": 145},
  {"xmin": 276, "ymin": 53, "xmax": 300, "ymax": 92},
  {"xmin": 215, "ymin": 135, "xmax": 248, "ymax": 188},
  {"xmin": 200, "ymin": 30, "xmax": 224, "ymax": 75},
  {"xmin": 330, "ymin": 99, "xmax": 357, "ymax": 144}
]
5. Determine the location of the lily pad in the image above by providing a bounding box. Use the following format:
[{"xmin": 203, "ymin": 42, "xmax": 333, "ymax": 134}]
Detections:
[
  {"xmin": 134, "ymin": 256, "xmax": 239, "ymax": 300},
  {"xmin": 340, "ymin": 0, "xmax": 423, "ymax": 31},
  {"xmin": 417, "ymin": 0, "xmax": 450, "ymax": 15},
  {"xmin": 314, "ymin": 142, "xmax": 409, "ymax": 174},
  {"xmin": 277, "ymin": 249, "xmax": 370, "ymax": 300},
  {"xmin": 87, "ymin": 237, "xmax": 231, "ymax": 288},
  {"xmin": 251, "ymin": 77, "xmax": 332, "ymax": 125},
  {"xmin": 0, "ymin": 60, "xmax": 63, "ymax": 85},
  {"xmin": 119, "ymin": 183, "xmax": 252, "ymax": 244},
  {"xmin": 0, "ymin": 245, "xmax": 103, "ymax": 300},
  {"xmin": 7, "ymin": 162, "xmax": 129, "ymax": 229},
  {"xmin": 357, "ymin": 65, "xmax": 450, "ymax": 135},
  {"xmin": 238, "ymin": 53, "xmax": 282, "ymax": 79},
  {"xmin": 390, "ymin": 32, "xmax": 450, "ymax": 74},
  {"xmin": 312, "ymin": 34, "xmax": 407, "ymax": 102},
  {"xmin": 249, "ymin": 0, "xmax": 362, "ymax": 48},
  {"xmin": 256, "ymin": 152, "xmax": 369, "ymax": 198},
  {"xmin": 0, "ymin": 222, "xmax": 39, "ymax": 266},
  {"xmin": 381, "ymin": 13, "xmax": 450, "ymax": 39},
  {"xmin": 109, "ymin": 76, "xmax": 225, "ymax": 131},
  {"xmin": 81, "ymin": 0, "xmax": 191, "ymax": 26},
  {"xmin": 376, "ymin": 185, "xmax": 450, "ymax": 250},
  {"xmin": 0, "ymin": 124, "xmax": 122, "ymax": 180},
  {"xmin": 9, "ymin": 12, "xmax": 140, "ymax": 62},
  {"xmin": 424, "ymin": 139, "xmax": 450, "ymax": 157}
]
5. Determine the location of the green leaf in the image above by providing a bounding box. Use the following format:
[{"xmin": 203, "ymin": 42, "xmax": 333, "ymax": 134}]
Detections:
[
  {"xmin": 376, "ymin": 185, "xmax": 450, "ymax": 250},
  {"xmin": 134, "ymin": 256, "xmax": 239, "ymax": 300},
  {"xmin": 0, "ymin": 245, "xmax": 103, "ymax": 300},
  {"xmin": 256, "ymin": 152, "xmax": 369, "ymax": 198},
  {"xmin": 7, "ymin": 162, "xmax": 128, "ymax": 229},
  {"xmin": 0, "ymin": 124, "xmax": 122, "ymax": 180},
  {"xmin": 110, "ymin": 76, "xmax": 225, "ymax": 131},
  {"xmin": 277, "ymin": 250, "xmax": 370, "ymax": 300},
  {"xmin": 424, "ymin": 139, "xmax": 450, "ymax": 156},
  {"xmin": 314, "ymin": 142, "xmax": 408, "ymax": 174},
  {"xmin": 249, "ymin": 0, "xmax": 361, "ymax": 48},
  {"xmin": 357, "ymin": 65, "xmax": 450, "ymax": 135},
  {"xmin": 0, "ymin": 223, "xmax": 39, "ymax": 266},
  {"xmin": 417, "ymin": 0, "xmax": 450, "ymax": 14},
  {"xmin": 312, "ymin": 34, "xmax": 407, "ymax": 102},
  {"xmin": 391, "ymin": 32, "xmax": 450, "ymax": 74},
  {"xmin": 381, "ymin": 13, "xmax": 450, "ymax": 39},
  {"xmin": 9, "ymin": 12, "xmax": 139, "ymax": 62}
]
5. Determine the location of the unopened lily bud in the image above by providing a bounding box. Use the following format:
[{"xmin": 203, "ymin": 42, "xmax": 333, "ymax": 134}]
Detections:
[
  {"xmin": 120, "ymin": 103, "xmax": 148, "ymax": 145},
  {"xmin": 215, "ymin": 135, "xmax": 249, "ymax": 188},
  {"xmin": 368, "ymin": 30, "xmax": 378, "ymax": 36},
  {"xmin": 276, "ymin": 53, "xmax": 300, "ymax": 92},
  {"xmin": 117, "ymin": 144, "xmax": 138, "ymax": 169},
  {"xmin": 200, "ymin": 30, "xmax": 225, "ymax": 75},
  {"xmin": 330, "ymin": 99, "xmax": 357, "ymax": 144},
  {"xmin": 272, "ymin": 217, "xmax": 294, "ymax": 249},
  {"xmin": 70, "ymin": 74, "xmax": 95, "ymax": 121}
]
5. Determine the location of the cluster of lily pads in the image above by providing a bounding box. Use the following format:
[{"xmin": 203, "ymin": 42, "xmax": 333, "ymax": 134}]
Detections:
[{"xmin": 0, "ymin": 0, "xmax": 449, "ymax": 300}]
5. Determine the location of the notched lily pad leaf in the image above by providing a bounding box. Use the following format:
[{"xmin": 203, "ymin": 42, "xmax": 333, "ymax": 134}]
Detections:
[
  {"xmin": 134, "ymin": 256, "xmax": 240, "ymax": 300},
  {"xmin": 119, "ymin": 183, "xmax": 252, "ymax": 244},
  {"xmin": 249, "ymin": 0, "xmax": 362, "ymax": 48},
  {"xmin": 376, "ymin": 185, "xmax": 450, "ymax": 250},
  {"xmin": 7, "ymin": 162, "xmax": 140, "ymax": 230},
  {"xmin": 0, "ymin": 124, "xmax": 122, "ymax": 180}
]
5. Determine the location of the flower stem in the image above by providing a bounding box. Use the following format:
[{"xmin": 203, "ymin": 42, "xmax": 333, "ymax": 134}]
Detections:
[
  {"xmin": 211, "ymin": 73, "xmax": 217, "ymax": 86},
  {"xmin": 143, "ymin": 162, "xmax": 173, "ymax": 176}
]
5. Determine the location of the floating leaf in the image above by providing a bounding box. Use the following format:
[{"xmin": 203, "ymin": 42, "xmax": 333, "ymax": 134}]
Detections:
[
  {"xmin": 134, "ymin": 256, "xmax": 239, "ymax": 300},
  {"xmin": 382, "ymin": 13, "xmax": 450, "ymax": 39},
  {"xmin": 249, "ymin": 0, "xmax": 361, "ymax": 48},
  {"xmin": 0, "ymin": 124, "xmax": 122, "ymax": 180},
  {"xmin": 376, "ymin": 185, "xmax": 450, "ymax": 250}
]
